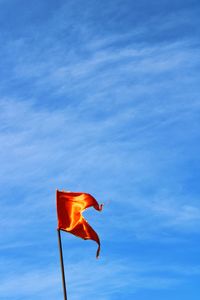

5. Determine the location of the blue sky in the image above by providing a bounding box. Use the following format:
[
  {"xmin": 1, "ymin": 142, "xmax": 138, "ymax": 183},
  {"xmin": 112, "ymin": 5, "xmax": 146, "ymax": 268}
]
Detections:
[{"xmin": 0, "ymin": 0, "xmax": 200, "ymax": 299}]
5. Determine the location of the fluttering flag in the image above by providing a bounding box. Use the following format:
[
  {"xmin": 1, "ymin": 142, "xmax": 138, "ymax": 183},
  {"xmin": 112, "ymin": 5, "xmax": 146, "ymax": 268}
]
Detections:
[{"xmin": 56, "ymin": 190, "xmax": 103, "ymax": 258}]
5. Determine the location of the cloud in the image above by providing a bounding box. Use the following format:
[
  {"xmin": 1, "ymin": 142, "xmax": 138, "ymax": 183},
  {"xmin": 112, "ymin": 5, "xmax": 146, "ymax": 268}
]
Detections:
[
  {"xmin": 0, "ymin": 3, "xmax": 200, "ymax": 299},
  {"xmin": 1, "ymin": 254, "xmax": 199, "ymax": 300},
  {"xmin": 0, "ymin": 76, "xmax": 199, "ymax": 244},
  {"xmin": 0, "ymin": 268, "xmax": 60, "ymax": 299}
]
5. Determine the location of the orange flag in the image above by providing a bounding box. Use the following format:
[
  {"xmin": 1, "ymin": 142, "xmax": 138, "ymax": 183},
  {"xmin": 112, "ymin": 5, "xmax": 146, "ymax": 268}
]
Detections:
[{"xmin": 56, "ymin": 190, "xmax": 103, "ymax": 258}]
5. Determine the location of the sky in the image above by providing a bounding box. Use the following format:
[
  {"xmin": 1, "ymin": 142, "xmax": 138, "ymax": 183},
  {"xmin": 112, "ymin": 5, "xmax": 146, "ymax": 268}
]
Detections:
[{"xmin": 0, "ymin": 0, "xmax": 200, "ymax": 299}]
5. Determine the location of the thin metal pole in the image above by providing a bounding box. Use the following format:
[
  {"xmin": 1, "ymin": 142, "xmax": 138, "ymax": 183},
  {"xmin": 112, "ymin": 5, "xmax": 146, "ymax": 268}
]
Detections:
[{"xmin": 57, "ymin": 229, "xmax": 67, "ymax": 300}]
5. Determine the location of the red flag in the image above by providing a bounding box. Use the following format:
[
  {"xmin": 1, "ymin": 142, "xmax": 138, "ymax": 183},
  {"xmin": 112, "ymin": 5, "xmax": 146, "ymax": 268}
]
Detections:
[{"xmin": 56, "ymin": 190, "xmax": 103, "ymax": 258}]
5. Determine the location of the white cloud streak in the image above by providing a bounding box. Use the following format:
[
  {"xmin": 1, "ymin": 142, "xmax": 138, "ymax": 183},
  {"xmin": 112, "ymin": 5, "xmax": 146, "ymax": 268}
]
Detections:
[
  {"xmin": 1, "ymin": 255, "xmax": 200, "ymax": 300},
  {"xmin": 0, "ymin": 5, "xmax": 200, "ymax": 299}
]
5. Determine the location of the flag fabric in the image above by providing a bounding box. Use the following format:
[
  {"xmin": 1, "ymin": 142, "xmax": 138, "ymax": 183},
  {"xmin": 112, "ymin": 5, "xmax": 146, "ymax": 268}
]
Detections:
[{"xmin": 56, "ymin": 190, "xmax": 103, "ymax": 258}]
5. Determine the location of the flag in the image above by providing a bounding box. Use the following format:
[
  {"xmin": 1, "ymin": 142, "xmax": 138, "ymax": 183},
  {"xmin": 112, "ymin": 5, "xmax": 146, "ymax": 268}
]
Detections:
[{"xmin": 56, "ymin": 190, "xmax": 103, "ymax": 258}]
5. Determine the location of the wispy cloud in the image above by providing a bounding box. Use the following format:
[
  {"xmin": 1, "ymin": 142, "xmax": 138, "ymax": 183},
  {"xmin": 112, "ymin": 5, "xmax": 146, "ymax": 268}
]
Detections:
[
  {"xmin": 0, "ymin": 268, "xmax": 60, "ymax": 300},
  {"xmin": 0, "ymin": 1, "xmax": 200, "ymax": 299},
  {"xmin": 1, "ymin": 255, "xmax": 200, "ymax": 300}
]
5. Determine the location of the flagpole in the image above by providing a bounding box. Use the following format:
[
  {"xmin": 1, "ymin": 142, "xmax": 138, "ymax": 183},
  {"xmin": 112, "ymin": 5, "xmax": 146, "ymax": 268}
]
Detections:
[{"xmin": 57, "ymin": 229, "xmax": 68, "ymax": 300}]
